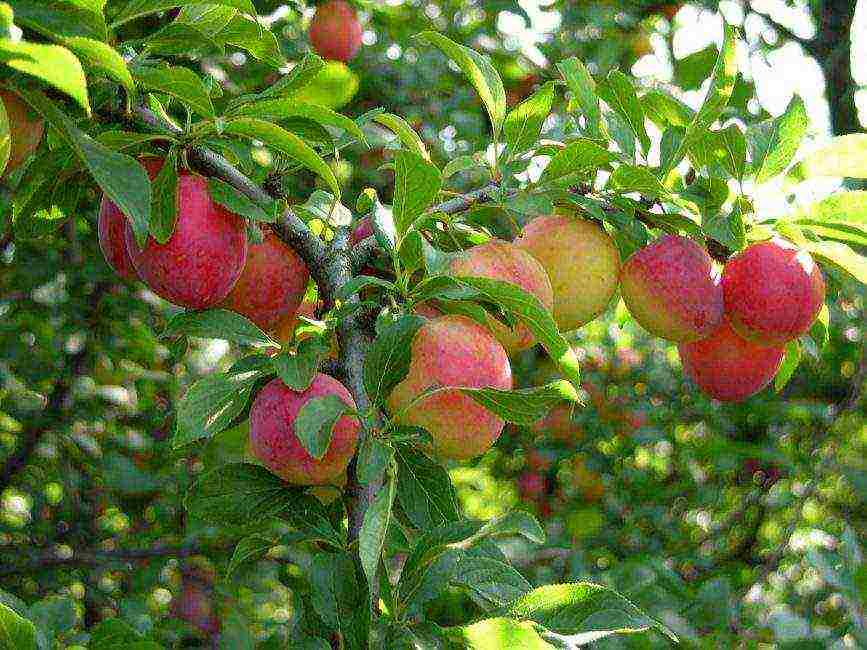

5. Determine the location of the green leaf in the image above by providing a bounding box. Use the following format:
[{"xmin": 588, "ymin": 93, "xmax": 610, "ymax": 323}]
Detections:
[
  {"xmin": 392, "ymin": 149, "xmax": 442, "ymax": 238},
  {"xmin": 460, "ymin": 381, "xmax": 580, "ymax": 427},
  {"xmin": 175, "ymin": 371, "xmax": 260, "ymax": 447},
  {"xmin": 503, "ymin": 81, "xmax": 555, "ymax": 157},
  {"xmin": 810, "ymin": 303, "xmax": 831, "ymax": 350},
  {"xmin": 230, "ymin": 100, "xmax": 365, "ymax": 145},
  {"xmin": 227, "ymin": 531, "xmax": 277, "ymax": 577},
  {"xmin": 662, "ymin": 22, "xmax": 738, "ymax": 175},
  {"xmin": 641, "ymin": 89, "xmax": 695, "ymax": 128},
  {"xmin": 294, "ymin": 394, "xmax": 353, "ymax": 460},
  {"xmin": 89, "ymin": 619, "xmax": 160, "ymax": 650},
  {"xmin": 805, "ymin": 240, "xmax": 867, "ymax": 284},
  {"xmin": 608, "ymin": 164, "xmax": 668, "ymax": 198},
  {"xmin": 208, "ymin": 178, "xmax": 279, "ymax": 223},
  {"xmin": 149, "ymin": 149, "xmax": 178, "ymax": 243},
  {"xmin": 0, "ymin": 40, "xmax": 90, "ymax": 115},
  {"xmin": 7, "ymin": 0, "xmax": 107, "ymax": 40},
  {"xmin": 789, "ymin": 134, "xmax": 867, "ymax": 180},
  {"xmin": 18, "ymin": 89, "xmax": 149, "ymax": 244},
  {"xmin": 292, "ymin": 189, "xmax": 351, "ymax": 227},
  {"xmin": 224, "ymin": 118, "xmax": 340, "ymax": 199},
  {"xmin": 309, "ymin": 553, "xmax": 363, "ymax": 641},
  {"xmin": 363, "ymin": 314, "xmax": 425, "ymax": 406},
  {"xmin": 367, "ymin": 189, "xmax": 398, "ymax": 254},
  {"xmin": 289, "ymin": 60, "xmax": 358, "ymax": 110},
  {"xmin": 63, "ymin": 37, "xmax": 136, "ymax": 99},
  {"xmin": 452, "ymin": 558, "xmax": 531, "ymax": 611},
  {"xmin": 748, "ymin": 96, "xmax": 808, "ymax": 184},
  {"xmin": 444, "ymin": 618, "xmax": 550, "ymax": 650},
  {"xmin": 537, "ymin": 139, "xmax": 615, "ymax": 187},
  {"xmin": 442, "ymin": 154, "xmax": 485, "ymax": 180},
  {"xmin": 111, "ymin": 0, "xmax": 255, "ymax": 27},
  {"xmin": 359, "ymin": 472, "xmax": 396, "ymax": 595},
  {"xmin": 474, "ymin": 511, "xmax": 545, "ymax": 545},
  {"xmin": 775, "ymin": 340, "xmax": 801, "ymax": 392},
  {"xmin": 716, "ymin": 124, "xmax": 747, "ymax": 179},
  {"xmin": 174, "ymin": 4, "xmax": 237, "ymax": 34},
  {"xmin": 674, "ymin": 44, "xmax": 718, "ymax": 90},
  {"xmin": 335, "ymin": 275, "xmax": 396, "ymax": 302},
  {"xmin": 373, "ymin": 113, "xmax": 429, "ymax": 161},
  {"xmin": 394, "ymin": 445, "xmax": 459, "ymax": 529},
  {"xmin": 703, "ymin": 205, "xmax": 746, "ymax": 251},
  {"xmin": 597, "ymin": 70, "xmax": 650, "ymax": 153},
  {"xmin": 103, "ymin": 451, "xmax": 160, "ymax": 495},
  {"xmin": 0, "ymin": 602, "xmax": 36, "ymax": 650},
  {"xmin": 271, "ymin": 338, "xmax": 328, "ymax": 392},
  {"xmin": 133, "ymin": 64, "xmax": 215, "ymax": 118},
  {"xmin": 357, "ymin": 438, "xmax": 393, "ymax": 487},
  {"xmin": 508, "ymin": 582, "xmax": 678, "ymax": 642},
  {"xmin": 143, "ymin": 23, "xmax": 224, "ymax": 58},
  {"xmin": 97, "ymin": 130, "xmax": 176, "ymax": 151},
  {"xmin": 163, "ymin": 309, "xmax": 277, "ymax": 348},
  {"xmin": 791, "ymin": 191, "xmax": 867, "ymax": 226},
  {"xmin": 416, "ymin": 31, "xmax": 506, "ymax": 138},
  {"xmin": 557, "ymin": 57, "xmax": 601, "ymax": 137},
  {"xmin": 217, "ymin": 14, "xmax": 285, "ymax": 68},
  {"xmin": 186, "ymin": 463, "xmax": 304, "ymax": 526}
]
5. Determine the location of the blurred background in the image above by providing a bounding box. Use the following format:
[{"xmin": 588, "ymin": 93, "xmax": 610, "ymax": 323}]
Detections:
[{"xmin": 1, "ymin": 0, "xmax": 865, "ymax": 647}]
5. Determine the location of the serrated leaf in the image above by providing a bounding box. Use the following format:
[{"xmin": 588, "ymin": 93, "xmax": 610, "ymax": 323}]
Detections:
[
  {"xmin": 459, "ymin": 381, "xmax": 580, "ymax": 427},
  {"xmin": 133, "ymin": 64, "xmax": 215, "ymax": 118},
  {"xmin": 775, "ymin": 340, "xmax": 801, "ymax": 392},
  {"xmin": 557, "ymin": 57, "xmax": 601, "ymax": 136},
  {"xmin": 810, "ymin": 303, "xmax": 830, "ymax": 350},
  {"xmin": 143, "ymin": 23, "xmax": 224, "ymax": 58},
  {"xmin": 185, "ymin": 463, "xmax": 303, "ymax": 526},
  {"xmin": 175, "ymin": 372, "xmax": 256, "ymax": 446},
  {"xmin": 395, "ymin": 445, "xmax": 459, "ymax": 529},
  {"xmin": 357, "ymin": 438, "xmax": 393, "ymax": 487},
  {"xmin": 608, "ymin": 164, "xmax": 668, "ymax": 198},
  {"xmin": 508, "ymin": 582, "xmax": 678, "ymax": 643},
  {"xmin": 392, "ymin": 149, "xmax": 442, "ymax": 238},
  {"xmin": 111, "ymin": 0, "xmax": 255, "ymax": 27},
  {"xmin": 641, "ymin": 89, "xmax": 695, "ymax": 128},
  {"xmin": 0, "ymin": 601, "xmax": 36, "ymax": 650},
  {"xmin": 503, "ymin": 81, "xmax": 555, "ymax": 157},
  {"xmin": 703, "ymin": 204, "xmax": 746, "ymax": 251},
  {"xmin": 335, "ymin": 275, "xmax": 396, "ymax": 302},
  {"xmin": 7, "ymin": 0, "xmax": 107, "ymax": 40},
  {"xmin": 373, "ymin": 112, "xmax": 429, "ymax": 161},
  {"xmin": 789, "ymin": 134, "xmax": 867, "ymax": 180},
  {"xmin": 363, "ymin": 314, "xmax": 425, "ymax": 406},
  {"xmin": 662, "ymin": 22, "xmax": 737, "ymax": 175},
  {"xmin": 0, "ymin": 40, "xmax": 90, "ymax": 115},
  {"xmin": 227, "ymin": 532, "xmax": 275, "ymax": 577},
  {"xmin": 208, "ymin": 178, "xmax": 278, "ymax": 222},
  {"xmin": 416, "ymin": 31, "xmax": 506, "ymax": 138},
  {"xmin": 149, "ymin": 149, "xmax": 178, "ymax": 243},
  {"xmin": 218, "ymin": 13, "xmax": 284, "ymax": 68},
  {"xmin": 443, "ymin": 154, "xmax": 485, "ymax": 180},
  {"xmin": 359, "ymin": 473, "xmax": 396, "ymax": 595},
  {"xmin": 18, "ymin": 89, "xmax": 149, "ymax": 244},
  {"xmin": 271, "ymin": 338, "xmax": 328, "ymax": 392},
  {"xmin": 309, "ymin": 553, "xmax": 362, "ymax": 638},
  {"xmin": 453, "ymin": 557, "xmax": 531, "ymax": 611},
  {"xmin": 294, "ymin": 394, "xmax": 353, "ymax": 460},
  {"xmin": 229, "ymin": 99, "xmax": 365, "ymax": 145},
  {"xmin": 445, "ymin": 618, "xmax": 549, "ymax": 650},
  {"xmin": 64, "ymin": 38, "xmax": 136, "ymax": 99},
  {"xmin": 792, "ymin": 191, "xmax": 867, "ymax": 226},
  {"xmin": 805, "ymin": 240, "xmax": 867, "ymax": 284},
  {"xmin": 163, "ymin": 309, "xmax": 277, "ymax": 348},
  {"xmin": 224, "ymin": 118, "xmax": 340, "ymax": 199},
  {"xmin": 748, "ymin": 96, "xmax": 808, "ymax": 184},
  {"xmin": 597, "ymin": 70, "xmax": 650, "ymax": 153},
  {"xmin": 538, "ymin": 139, "xmax": 615, "ymax": 186}
]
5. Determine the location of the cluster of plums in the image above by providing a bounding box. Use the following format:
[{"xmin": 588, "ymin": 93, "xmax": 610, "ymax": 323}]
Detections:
[{"xmin": 100, "ymin": 156, "xmax": 824, "ymax": 487}]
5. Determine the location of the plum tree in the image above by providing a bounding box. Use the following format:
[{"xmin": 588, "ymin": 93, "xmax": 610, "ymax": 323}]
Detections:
[
  {"xmin": 386, "ymin": 314, "xmax": 512, "ymax": 460},
  {"xmin": 123, "ymin": 166, "xmax": 248, "ymax": 310},
  {"xmin": 678, "ymin": 320, "xmax": 785, "ymax": 402},
  {"xmin": 221, "ymin": 231, "xmax": 310, "ymax": 331},
  {"xmin": 449, "ymin": 240, "xmax": 553, "ymax": 353},
  {"xmin": 308, "ymin": 0, "xmax": 363, "ymax": 62},
  {"xmin": 620, "ymin": 235, "xmax": 723, "ymax": 342},
  {"xmin": 250, "ymin": 374, "xmax": 359, "ymax": 485},
  {"xmin": 722, "ymin": 238, "xmax": 825, "ymax": 347},
  {"xmin": 0, "ymin": 89, "xmax": 44, "ymax": 178},
  {"xmin": 516, "ymin": 210, "xmax": 621, "ymax": 332}
]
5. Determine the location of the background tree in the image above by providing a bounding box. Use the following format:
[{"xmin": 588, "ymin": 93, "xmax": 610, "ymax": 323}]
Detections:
[{"xmin": 0, "ymin": 1, "xmax": 865, "ymax": 649}]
